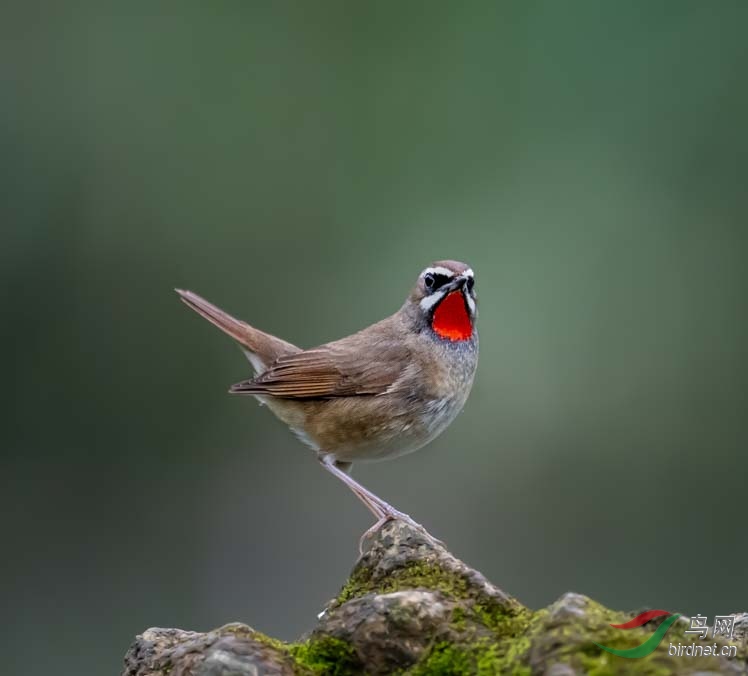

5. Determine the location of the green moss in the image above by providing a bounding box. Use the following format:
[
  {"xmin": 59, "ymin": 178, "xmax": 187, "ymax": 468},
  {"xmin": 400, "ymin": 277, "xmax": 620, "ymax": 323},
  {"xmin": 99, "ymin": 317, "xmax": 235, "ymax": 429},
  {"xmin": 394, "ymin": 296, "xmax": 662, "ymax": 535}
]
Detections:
[
  {"xmin": 518, "ymin": 599, "xmax": 733, "ymax": 675},
  {"xmin": 472, "ymin": 602, "xmax": 531, "ymax": 637},
  {"xmin": 407, "ymin": 642, "xmax": 474, "ymax": 675},
  {"xmin": 215, "ymin": 624, "xmax": 360, "ymax": 675},
  {"xmin": 574, "ymin": 651, "xmax": 651, "ymax": 676},
  {"xmin": 496, "ymin": 632, "xmax": 531, "ymax": 668},
  {"xmin": 337, "ymin": 560, "xmax": 527, "ymax": 636},
  {"xmin": 289, "ymin": 636, "xmax": 361, "ymax": 675},
  {"xmin": 220, "ymin": 624, "xmax": 289, "ymax": 653},
  {"xmin": 406, "ymin": 639, "xmax": 532, "ymax": 675},
  {"xmin": 258, "ymin": 634, "xmax": 289, "ymax": 652},
  {"xmin": 403, "ymin": 604, "xmax": 537, "ymax": 674},
  {"xmin": 329, "ymin": 563, "xmax": 747, "ymax": 674},
  {"xmin": 331, "ymin": 559, "xmax": 539, "ymax": 673},
  {"xmin": 450, "ymin": 606, "xmax": 468, "ymax": 632},
  {"xmin": 336, "ymin": 562, "xmax": 373, "ymax": 603},
  {"xmin": 441, "ymin": 600, "xmax": 694, "ymax": 675},
  {"xmin": 337, "ymin": 560, "xmax": 472, "ymax": 604}
]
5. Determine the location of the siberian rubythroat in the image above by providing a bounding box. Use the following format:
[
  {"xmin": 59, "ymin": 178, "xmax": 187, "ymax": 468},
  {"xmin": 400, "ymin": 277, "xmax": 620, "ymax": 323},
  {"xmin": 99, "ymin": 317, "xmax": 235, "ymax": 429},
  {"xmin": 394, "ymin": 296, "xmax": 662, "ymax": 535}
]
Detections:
[{"xmin": 177, "ymin": 260, "xmax": 478, "ymax": 550}]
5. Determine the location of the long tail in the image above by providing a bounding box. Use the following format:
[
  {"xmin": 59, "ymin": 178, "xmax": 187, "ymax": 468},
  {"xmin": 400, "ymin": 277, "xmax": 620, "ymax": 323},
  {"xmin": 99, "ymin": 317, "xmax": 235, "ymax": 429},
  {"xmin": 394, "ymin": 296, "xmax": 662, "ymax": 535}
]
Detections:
[{"xmin": 175, "ymin": 289, "xmax": 300, "ymax": 370}]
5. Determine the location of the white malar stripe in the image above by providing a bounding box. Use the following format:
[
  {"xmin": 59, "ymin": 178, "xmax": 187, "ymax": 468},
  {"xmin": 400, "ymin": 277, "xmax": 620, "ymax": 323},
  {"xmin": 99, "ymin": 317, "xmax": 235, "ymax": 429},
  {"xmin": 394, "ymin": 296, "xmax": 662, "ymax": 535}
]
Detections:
[
  {"xmin": 465, "ymin": 292, "xmax": 476, "ymax": 314},
  {"xmin": 420, "ymin": 290, "xmax": 446, "ymax": 311},
  {"xmin": 421, "ymin": 266, "xmax": 455, "ymax": 279}
]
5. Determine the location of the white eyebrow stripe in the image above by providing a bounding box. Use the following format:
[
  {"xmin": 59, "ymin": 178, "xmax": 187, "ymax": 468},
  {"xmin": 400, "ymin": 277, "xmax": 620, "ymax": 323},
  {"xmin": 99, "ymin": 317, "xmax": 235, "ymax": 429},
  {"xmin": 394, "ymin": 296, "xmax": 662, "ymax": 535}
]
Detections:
[
  {"xmin": 463, "ymin": 268, "xmax": 474, "ymax": 278},
  {"xmin": 419, "ymin": 290, "xmax": 446, "ymax": 311},
  {"xmin": 421, "ymin": 266, "xmax": 455, "ymax": 278}
]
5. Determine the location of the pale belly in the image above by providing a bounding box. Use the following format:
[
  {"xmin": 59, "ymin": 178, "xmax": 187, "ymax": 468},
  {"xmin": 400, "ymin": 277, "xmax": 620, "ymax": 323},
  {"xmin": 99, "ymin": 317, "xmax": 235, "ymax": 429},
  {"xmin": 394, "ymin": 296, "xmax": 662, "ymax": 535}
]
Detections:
[
  {"xmin": 279, "ymin": 387, "xmax": 473, "ymax": 464},
  {"xmin": 261, "ymin": 333, "xmax": 478, "ymax": 463}
]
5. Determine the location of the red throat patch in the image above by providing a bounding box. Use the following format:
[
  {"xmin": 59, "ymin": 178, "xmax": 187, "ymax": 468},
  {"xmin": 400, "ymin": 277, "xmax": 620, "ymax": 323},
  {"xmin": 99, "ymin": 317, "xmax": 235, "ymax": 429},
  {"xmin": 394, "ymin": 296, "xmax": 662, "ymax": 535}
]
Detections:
[{"xmin": 431, "ymin": 291, "xmax": 472, "ymax": 341}]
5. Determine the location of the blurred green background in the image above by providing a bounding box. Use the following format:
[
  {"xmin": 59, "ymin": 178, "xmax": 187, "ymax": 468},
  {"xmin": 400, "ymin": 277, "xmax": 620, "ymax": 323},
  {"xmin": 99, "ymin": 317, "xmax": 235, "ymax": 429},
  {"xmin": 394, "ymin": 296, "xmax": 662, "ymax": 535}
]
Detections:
[{"xmin": 2, "ymin": 2, "xmax": 747, "ymax": 674}]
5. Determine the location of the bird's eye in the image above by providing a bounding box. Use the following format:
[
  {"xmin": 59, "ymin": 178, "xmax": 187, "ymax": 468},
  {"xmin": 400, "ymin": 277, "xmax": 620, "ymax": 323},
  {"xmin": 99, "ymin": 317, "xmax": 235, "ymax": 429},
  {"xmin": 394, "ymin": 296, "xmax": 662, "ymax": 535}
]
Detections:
[
  {"xmin": 423, "ymin": 272, "xmax": 449, "ymax": 291},
  {"xmin": 466, "ymin": 277, "xmax": 475, "ymax": 292}
]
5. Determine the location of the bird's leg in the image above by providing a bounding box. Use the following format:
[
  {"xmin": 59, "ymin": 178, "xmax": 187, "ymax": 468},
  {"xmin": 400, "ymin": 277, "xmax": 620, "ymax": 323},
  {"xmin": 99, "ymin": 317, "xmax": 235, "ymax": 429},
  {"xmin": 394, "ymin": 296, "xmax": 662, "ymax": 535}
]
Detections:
[
  {"xmin": 319, "ymin": 457, "xmax": 388, "ymax": 519},
  {"xmin": 318, "ymin": 455, "xmax": 428, "ymax": 553}
]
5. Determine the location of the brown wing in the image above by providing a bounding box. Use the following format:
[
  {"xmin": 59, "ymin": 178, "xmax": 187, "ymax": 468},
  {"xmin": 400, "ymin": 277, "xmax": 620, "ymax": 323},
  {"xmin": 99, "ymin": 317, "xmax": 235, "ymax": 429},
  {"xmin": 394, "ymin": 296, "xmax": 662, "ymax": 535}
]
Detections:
[{"xmin": 229, "ymin": 322, "xmax": 409, "ymax": 399}]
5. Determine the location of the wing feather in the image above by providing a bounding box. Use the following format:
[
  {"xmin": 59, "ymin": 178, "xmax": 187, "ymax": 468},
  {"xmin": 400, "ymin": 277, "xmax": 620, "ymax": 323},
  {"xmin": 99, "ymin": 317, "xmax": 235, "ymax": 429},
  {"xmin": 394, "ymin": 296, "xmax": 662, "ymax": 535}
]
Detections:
[{"xmin": 229, "ymin": 325, "xmax": 409, "ymax": 399}]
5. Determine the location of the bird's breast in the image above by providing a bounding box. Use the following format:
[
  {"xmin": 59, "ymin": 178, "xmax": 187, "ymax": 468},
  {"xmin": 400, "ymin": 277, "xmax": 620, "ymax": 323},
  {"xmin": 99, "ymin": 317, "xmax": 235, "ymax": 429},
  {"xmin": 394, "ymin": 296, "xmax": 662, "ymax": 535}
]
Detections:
[
  {"xmin": 316, "ymin": 334, "xmax": 478, "ymax": 462},
  {"xmin": 261, "ymin": 329, "xmax": 478, "ymax": 464}
]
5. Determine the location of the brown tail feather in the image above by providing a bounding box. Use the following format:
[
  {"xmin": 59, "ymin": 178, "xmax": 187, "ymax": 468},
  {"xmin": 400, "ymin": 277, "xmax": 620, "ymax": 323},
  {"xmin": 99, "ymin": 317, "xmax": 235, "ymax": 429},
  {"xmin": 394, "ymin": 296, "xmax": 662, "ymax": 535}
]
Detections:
[{"xmin": 175, "ymin": 289, "xmax": 300, "ymax": 369}]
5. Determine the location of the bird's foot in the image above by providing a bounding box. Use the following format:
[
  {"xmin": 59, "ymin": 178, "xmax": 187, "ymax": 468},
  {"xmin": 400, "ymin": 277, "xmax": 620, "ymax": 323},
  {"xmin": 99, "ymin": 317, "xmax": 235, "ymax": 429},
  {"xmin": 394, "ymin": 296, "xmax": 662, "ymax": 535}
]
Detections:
[
  {"xmin": 358, "ymin": 516, "xmax": 390, "ymax": 554},
  {"xmin": 357, "ymin": 509, "xmax": 444, "ymax": 554}
]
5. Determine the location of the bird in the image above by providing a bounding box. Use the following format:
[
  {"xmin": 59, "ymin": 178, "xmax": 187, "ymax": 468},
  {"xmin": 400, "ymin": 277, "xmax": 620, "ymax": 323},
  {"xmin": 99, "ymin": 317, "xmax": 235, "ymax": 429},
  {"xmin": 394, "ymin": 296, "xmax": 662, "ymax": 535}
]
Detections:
[{"xmin": 176, "ymin": 260, "xmax": 478, "ymax": 551}]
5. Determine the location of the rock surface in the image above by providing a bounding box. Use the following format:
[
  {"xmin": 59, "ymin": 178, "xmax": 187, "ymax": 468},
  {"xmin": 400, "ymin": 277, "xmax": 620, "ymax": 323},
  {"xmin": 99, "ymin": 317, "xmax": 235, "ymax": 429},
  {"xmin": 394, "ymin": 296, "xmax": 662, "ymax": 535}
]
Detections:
[{"xmin": 122, "ymin": 521, "xmax": 746, "ymax": 675}]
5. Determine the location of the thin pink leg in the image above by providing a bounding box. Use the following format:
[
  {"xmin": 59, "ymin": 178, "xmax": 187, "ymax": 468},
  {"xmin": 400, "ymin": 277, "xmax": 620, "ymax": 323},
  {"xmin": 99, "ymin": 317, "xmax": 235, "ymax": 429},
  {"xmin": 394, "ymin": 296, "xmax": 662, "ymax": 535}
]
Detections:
[{"xmin": 319, "ymin": 455, "xmax": 424, "ymax": 552}]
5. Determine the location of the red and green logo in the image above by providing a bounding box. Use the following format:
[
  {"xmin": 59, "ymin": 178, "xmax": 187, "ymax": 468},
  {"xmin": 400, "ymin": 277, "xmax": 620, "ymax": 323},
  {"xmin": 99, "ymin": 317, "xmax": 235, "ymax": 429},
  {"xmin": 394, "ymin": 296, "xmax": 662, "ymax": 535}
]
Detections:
[{"xmin": 595, "ymin": 610, "xmax": 681, "ymax": 658}]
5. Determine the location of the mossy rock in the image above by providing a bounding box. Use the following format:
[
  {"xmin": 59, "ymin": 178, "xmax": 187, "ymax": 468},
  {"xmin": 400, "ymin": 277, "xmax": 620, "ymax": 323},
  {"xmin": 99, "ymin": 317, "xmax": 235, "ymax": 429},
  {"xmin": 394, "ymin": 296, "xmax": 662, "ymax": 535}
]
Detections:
[{"xmin": 122, "ymin": 521, "xmax": 747, "ymax": 675}]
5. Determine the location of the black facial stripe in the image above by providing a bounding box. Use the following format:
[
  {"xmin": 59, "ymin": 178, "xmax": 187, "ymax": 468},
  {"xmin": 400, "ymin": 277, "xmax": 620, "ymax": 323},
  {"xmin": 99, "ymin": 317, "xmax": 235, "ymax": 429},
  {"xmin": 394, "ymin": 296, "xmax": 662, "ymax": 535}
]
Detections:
[{"xmin": 424, "ymin": 272, "xmax": 451, "ymax": 290}]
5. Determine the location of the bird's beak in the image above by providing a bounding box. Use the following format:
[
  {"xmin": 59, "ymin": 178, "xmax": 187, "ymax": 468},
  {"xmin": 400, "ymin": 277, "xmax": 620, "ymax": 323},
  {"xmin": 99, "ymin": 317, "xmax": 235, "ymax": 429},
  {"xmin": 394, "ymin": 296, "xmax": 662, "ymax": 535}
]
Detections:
[{"xmin": 444, "ymin": 275, "xmax": 470, "ymax": 294}]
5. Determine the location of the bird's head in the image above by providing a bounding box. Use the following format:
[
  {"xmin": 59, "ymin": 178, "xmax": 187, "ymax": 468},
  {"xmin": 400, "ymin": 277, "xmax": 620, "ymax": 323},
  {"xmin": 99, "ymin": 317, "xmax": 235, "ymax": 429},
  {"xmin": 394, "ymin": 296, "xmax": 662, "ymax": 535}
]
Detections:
[{"xmin": 404, "ymin": 260, "xmax": 477, "ymax": 341}]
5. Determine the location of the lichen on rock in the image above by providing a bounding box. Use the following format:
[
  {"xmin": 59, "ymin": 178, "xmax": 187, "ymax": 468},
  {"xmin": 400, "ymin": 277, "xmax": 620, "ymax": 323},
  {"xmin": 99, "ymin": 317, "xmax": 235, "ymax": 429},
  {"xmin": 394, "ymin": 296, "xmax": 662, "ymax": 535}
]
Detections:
[{"xmin": 122, "ymin": 521, "xmax": 747, "ymax": 675}]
